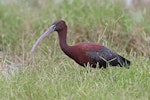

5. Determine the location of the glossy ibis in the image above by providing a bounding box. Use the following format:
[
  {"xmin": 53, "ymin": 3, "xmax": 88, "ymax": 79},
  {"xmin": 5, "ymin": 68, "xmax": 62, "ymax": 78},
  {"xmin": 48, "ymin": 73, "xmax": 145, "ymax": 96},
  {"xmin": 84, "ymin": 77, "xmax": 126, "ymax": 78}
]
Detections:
[{"xmin": 31, "ymin": 20, "xmax": 130, "ymax": 68}]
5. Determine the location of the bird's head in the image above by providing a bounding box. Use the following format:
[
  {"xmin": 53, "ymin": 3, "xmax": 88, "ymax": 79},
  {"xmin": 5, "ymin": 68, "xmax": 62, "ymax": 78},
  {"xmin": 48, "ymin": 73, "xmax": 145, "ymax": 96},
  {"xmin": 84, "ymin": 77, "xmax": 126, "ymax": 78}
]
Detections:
[
  {"xmin": 31, "ymin": 20, "xmax": 67, "ymax": 53},
  {"xmin": 52, "ymin": 20, "xmax": 67, "ymax": 32}
]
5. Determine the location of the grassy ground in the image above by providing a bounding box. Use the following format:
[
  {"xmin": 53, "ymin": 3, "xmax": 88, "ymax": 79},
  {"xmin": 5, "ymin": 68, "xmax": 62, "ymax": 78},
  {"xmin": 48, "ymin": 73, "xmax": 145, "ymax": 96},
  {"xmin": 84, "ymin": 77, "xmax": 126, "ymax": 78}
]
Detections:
[{"xmin": 0, "ymin": 0, "xmax": 149, "ymax": 100}]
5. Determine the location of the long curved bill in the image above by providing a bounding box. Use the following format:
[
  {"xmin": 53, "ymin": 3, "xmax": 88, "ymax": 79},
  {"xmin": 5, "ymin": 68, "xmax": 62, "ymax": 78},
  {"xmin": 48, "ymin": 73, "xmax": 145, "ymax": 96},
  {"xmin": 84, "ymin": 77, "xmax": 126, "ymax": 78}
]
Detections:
[{"xmin": 31, "ymin": 25, "xmax": 56, "ymax": 53}]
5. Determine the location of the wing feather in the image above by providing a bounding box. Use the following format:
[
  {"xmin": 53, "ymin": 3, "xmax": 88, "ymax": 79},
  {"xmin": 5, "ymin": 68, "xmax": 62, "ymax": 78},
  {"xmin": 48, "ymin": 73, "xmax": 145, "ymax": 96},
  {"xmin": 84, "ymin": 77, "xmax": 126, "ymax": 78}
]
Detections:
[{"xmin": 86, "ymin": 46, "xmax": 130, "ymax": 67}]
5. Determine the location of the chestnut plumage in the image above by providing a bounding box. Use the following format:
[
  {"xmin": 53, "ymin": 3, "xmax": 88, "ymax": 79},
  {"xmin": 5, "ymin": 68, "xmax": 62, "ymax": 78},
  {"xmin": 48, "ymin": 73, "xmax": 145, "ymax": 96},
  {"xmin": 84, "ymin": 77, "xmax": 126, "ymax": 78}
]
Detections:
[{"xmin": 31, "ymin": 20, "xmax": 130, "ymax": 68}]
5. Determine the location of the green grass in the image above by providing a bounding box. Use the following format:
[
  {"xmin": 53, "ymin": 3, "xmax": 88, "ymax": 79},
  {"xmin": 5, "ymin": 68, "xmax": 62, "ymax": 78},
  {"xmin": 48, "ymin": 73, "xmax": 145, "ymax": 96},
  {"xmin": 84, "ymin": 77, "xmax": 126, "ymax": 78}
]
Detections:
[
  {"xmin": 0, "ymin": 0, "xmax": 150, "ymax": 100},
  {"xmin": 0, "ymin": 55, "xmax": 149, "ymax": 100}
]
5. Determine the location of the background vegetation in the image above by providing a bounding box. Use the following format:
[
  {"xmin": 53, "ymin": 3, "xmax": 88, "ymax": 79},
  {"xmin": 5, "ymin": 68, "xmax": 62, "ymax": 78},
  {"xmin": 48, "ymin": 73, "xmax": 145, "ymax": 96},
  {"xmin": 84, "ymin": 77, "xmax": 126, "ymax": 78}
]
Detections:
[{"xmin": 0, "ymin": 0, "xmax": 149, "ymax": 99}]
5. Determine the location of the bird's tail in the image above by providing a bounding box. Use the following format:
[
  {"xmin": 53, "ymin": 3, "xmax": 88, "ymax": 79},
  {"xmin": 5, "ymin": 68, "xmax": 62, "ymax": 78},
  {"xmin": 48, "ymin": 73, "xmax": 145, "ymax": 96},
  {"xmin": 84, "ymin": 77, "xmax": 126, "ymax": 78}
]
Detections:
[{"xmin": 118, "ymin": 55, "xmax": 131, "ymax": 68}]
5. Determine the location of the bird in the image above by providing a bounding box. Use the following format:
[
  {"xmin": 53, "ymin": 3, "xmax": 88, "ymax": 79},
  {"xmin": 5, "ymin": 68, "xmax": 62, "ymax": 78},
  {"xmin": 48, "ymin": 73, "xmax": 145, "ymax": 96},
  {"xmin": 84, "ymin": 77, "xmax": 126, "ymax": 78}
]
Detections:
[{"xmin": 31, "ymin": 20, "xmax": 130, "ymax": 68}]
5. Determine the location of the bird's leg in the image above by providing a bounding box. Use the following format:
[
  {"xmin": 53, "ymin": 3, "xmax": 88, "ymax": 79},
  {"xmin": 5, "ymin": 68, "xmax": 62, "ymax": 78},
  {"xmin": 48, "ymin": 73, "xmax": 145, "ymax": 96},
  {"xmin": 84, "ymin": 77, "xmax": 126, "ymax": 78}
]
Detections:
[{"xmin": 84, "ymin": 63, "xmax": 92, "ymax": 73}]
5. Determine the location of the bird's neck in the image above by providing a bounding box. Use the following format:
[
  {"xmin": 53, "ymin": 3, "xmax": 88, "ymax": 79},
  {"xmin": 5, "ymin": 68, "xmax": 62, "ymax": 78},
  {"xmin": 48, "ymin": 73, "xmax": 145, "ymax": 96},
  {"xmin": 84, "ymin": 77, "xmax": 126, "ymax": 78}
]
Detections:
[{"xmin": 57, "ymin": 29, "xmax": 72, "ymax": 56}]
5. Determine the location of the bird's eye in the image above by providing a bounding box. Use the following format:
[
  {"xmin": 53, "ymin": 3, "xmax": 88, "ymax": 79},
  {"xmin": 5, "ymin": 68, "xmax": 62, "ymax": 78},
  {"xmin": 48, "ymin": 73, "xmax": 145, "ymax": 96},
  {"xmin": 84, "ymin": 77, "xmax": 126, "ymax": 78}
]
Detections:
[{"xmin": 55, "ymin": 26, "xmax": 62, "ymax": 31}]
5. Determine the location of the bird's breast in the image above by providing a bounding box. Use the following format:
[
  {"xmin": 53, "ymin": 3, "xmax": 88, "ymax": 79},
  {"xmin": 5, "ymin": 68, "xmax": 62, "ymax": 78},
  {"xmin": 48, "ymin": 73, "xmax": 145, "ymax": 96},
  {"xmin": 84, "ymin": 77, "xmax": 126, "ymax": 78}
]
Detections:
[
  {"xmin": 68, "ymin": 43, "xmax": 101, "ymax": 66},
  {"xmin": 70, "ymin": 50, "xmax": 93, "ymax": 66}
]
